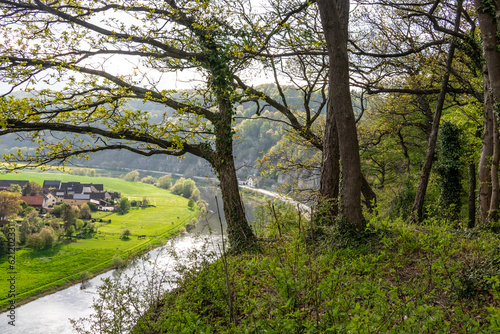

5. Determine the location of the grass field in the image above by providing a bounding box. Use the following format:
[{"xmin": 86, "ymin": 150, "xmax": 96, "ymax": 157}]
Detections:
[{"xmin": 0, "ymin": 170, "xmax": 199, "ymax": 309}]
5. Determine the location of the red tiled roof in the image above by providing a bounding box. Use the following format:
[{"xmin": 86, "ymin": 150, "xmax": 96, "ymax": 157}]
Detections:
[{"xmin": 20, "ymin": 196, "xmax": 45, "ymax": 207}]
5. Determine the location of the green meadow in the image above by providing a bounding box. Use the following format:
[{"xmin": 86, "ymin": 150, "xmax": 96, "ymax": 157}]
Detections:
[{"xmin": 0, "ymin": 170, "xmax": 199, "ymax": 309}]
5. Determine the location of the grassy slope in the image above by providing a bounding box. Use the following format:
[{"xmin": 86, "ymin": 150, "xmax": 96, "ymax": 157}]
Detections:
[
  {"xmin": 134, "ymin": 215, "xmax": 500, "ymax": 333},
  {"xmin": 0, "ymin": 171, "xmax": 199, "ymax": 308}
]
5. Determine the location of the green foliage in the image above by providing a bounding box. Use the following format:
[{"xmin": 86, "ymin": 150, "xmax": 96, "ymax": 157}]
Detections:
[
  {"xmin": 0, "ymin": 232, "xmax": 8, "ymax": 257},
  {"xmin": 22, "ymin": 181, "xmax": 43, "ymax": 196},
  {"xmin": 119, "ymin": 197, "xmax": 131, "ymax": 213},
  {"xmin": 140, "ymin": 176, "xmax": 156, "ymax": 184},
  {"xmin": 156, "ymin": 175, "xmax": 172, "ymax": 190},
  {"xmin": 187, "ymin": 199, "xmax": 195, "ymax": 208},
  {"xmin": 253, "ymin": 201, "xmax": 300, "ymax": 238},
  {"xmin": 0, "ymin": 190, "xmax": 22, "ymax": 220},
  {"xmin": 78, "ymin": 203, "xmax": 92, "ymax": 220},
  {"xmin": 86, "ymin": 201, "xmax": 98, "ymax": 212},
  {"xmin": 117, "ymin": 215, "xmax": 500, "ymax": 334},
  {"xmin": 436, "ymin": 121, "xmax": 464, "ymax": 221},
  {"xmin": 27, "ymin": 227, "xmax": 55, "ymax": 251},
  {"xmin": 75, "ymin": 219, "xmax": 84, "ymax": 230},
  {"xmin": 170, "ymin": 178, "xmax": 200, "ymax": 201},
  {"xmin": 66, "ymin": 225, "xmax": 75, "ymax": 238},
  {"xmin": 124, "ymin": 170, "xmax": 140, "ymax": 182},
  {"xmin": 389, "ymin": 181, "xmax": 416, "ymax": 221},
  {"xmin": 170, "ymin": 177, "xmax": 186, "ymax": 196},
  {"xmin": 112, "ymin": 253, "xmax": 124, "ymax": 269},
  {"xmin": 121, "ymin": 229, "xmax": 131, "ymax": 240}
]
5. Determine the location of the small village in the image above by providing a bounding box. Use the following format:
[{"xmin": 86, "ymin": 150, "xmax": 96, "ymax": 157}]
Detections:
[{"xmin": 0, "ymin": 179, "xmax": 117, "ymax": 216}]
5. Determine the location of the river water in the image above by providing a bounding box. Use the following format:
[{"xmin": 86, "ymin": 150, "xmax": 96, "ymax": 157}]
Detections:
[{"xmin": 0, "ymin": 187, "xmax": 260, "ymax": 334}]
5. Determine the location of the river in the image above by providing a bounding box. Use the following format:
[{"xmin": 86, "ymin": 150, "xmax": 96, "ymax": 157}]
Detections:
[{"xmin": 0, "ymin": 186, "xmax": 261, "ymax": 334}]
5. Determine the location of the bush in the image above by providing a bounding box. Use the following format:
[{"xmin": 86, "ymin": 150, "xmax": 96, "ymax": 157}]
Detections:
[
  {"xmin": 188, "ymin": 199, "xmax": 195, "ymax": 208},
  {"xmin": 141, "ymin": 175, "xmax": 156, "ymax": 184},
  {"xmin": 75, "ymin": 219, "xmax": 84, "ymax": 230},
  {"xmin": 157, "ymin": 175, "xmax": 172, "ymax": 189},
  {"xmin": 171, "ymin": 178, "xmax": 200, "ymax": 200},
  {"xmin": 26, "ymin": 227, "xmax": 56, "ymax": 250},
  {"xmin": 79, "ymin": 203, "xmax": 92, "ymax": 220},
  {"xmin": 122, "ymin": 229, "xmax": 131, "ymax": 239},
  {"xmin": 27, "ymin": 234, "xmax": 44, "ymax": 250},
  {"xmin": 124, "ymin": 170, "xmax": 140, "ymax": 182},
  {"xmin": 119, "ymin": 198, "xmax": 131, "ymax": 213},
  {"xmin": 87, "ymin": 201, "xmax": 98, "ymax": 212},
  {"xmin": 112, "ymin": 254, "xmax": 124, "ymax": 268},
  {"xmin": 170, "ymin": 177, "xmax": 186, "ymax": 196}
]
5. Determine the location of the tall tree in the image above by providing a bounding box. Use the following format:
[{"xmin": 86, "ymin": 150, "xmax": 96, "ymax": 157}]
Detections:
[
  {"xmin": 474, "ymin": 0, "xmax": 500, "ymax": 224},
  {"xmin": 316, "ymin": 0, "xmax": 364, "ymax": 229},
  {"xmin": 0, "ymin": 0, "xmax": 311, "ymax": 251}
]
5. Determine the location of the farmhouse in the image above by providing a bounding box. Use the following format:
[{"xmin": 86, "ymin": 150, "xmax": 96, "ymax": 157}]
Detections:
[{"xmin": 20, "ymin": 195, "xmax": 48, "ymax": 209}]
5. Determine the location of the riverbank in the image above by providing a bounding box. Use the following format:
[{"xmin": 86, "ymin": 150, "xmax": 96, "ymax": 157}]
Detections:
[
  {"xmin": 0, "ymin": 171, "xmax": 199, "ymax": 311},
  {"xmin": 131, "ymin": 213, "xmax": 500, "ymax": 333}
]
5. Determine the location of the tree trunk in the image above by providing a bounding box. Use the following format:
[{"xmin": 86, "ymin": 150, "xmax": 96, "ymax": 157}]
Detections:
[
  {"xmin": 474, "ymin": 0, "xmax": 500, "ymax": 225},
  {"xmin": 411, "ymin": 2, "xmax": 462, "ymax": 222},
  {"xmin": 478, "ymin": 72, "xmax": 494, "ymax": 224},
  {"xmin": 489, "ymin": 108, "xmax": 500, "ymax": 222},
  {"xmin": 319, "ymin": 103, "xmax": 340, "ymax": 221},
  {"xmin": 317, "ymin": 0, "xmax": 364, "ymax": 230},
  {"xmin": 214, "ymin": 99, "xmax": 256, "ymax": 252},
  {"xmin": 468, "ymin": 162, "xmax": 476, "ymax": 228}
]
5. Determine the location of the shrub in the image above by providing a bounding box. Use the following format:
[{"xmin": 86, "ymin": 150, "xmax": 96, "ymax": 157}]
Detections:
[
  {"xmin": 112, "ymin": 254, "xmax": 124, "ymax": 268},
  {"xmin": 122, "ymin": 229, "xmax": 131, "ymax": 239},
  {"xmin": 27, "ymin": 234, "xmax": 44, "ymax": 250},
  {"xmin": 124, "ymin": 170, "xmax": 140, "ymax": 182},
  {"xmin": 75, "ymin": 219, "xmax": 84, "ymax": 230},
  {"xmin": 157, "ymin": 175, "xmax": 172, "ymax": 189},
  {"xmin": 119, "ymin": 198, "xmax": 131, "ymax": 213},
  {"xmin": 27, "ymin": 227, "xmax": 56, "ymax": 250},
  {"xmin": 87, "ymin": 201, "xmax": 98, "ymax": 212},
  {"xmin": 79, "ymin": 203, "xmax": 92, "ymax": 220},
  {"xmin": 141, "ymin": 175, "xmax": 156, "ymax": 184}
]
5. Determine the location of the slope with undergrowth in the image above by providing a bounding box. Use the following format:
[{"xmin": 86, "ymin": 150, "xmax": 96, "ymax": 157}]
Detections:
[{"xmin": 133, "ymin": 210, "xmax": 500, "ymax": 333}]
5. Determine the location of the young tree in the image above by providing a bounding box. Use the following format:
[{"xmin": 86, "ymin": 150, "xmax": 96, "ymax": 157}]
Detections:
[
  {"xmin": 141, "ymin": 176, "xmax": 156, "ymax": 185},
  {"xmin": 157, "ymin": 175, "xmax": 172, "ymax": 190},
  {"xmin": 79, "ymin": 203, "xmax": 92, "ymax": 220},
  {"xmin": 10, "ymin": 184, "xmax": 22, "ymax": 194},
  {"xmin": 22, "ymin": 181, "xmax": 43, "ymax": 196},
  {"xmin": 119, "ymin": 198, "xmax": 131, "ymax": 213},
  {"xmin": 0, "ymin": 190, "xmax": 22, "ymax": 222},
  {"xmin": 124, "ymin": 170, "xmax": 140, "ymax": 182},
  {"xmin": 62, "ymin": 204, "xmax": 78, "ymax": 231}
]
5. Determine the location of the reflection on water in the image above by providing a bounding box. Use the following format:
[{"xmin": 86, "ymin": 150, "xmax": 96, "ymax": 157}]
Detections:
[
  {"xmin": 0, "ymin": 186, "xmax": 260, "ymax": 333},
  {"xmin": 0, "ymin": 234, "xmax": 218, "ymax": 334}
]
